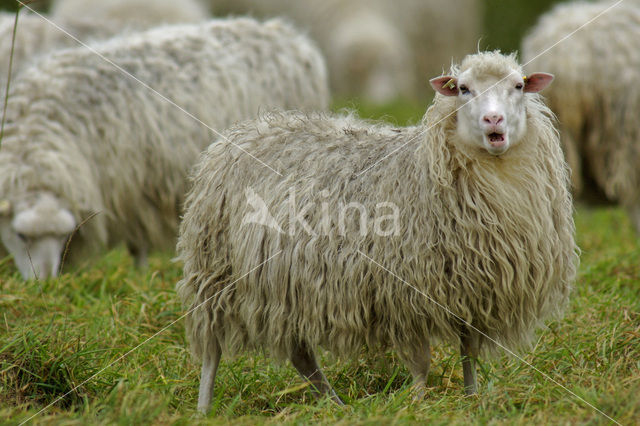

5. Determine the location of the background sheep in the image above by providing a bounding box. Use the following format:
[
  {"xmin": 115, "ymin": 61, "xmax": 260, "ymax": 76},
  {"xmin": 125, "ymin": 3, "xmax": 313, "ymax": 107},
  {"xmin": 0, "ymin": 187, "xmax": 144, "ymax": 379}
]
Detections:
[
  {"xmin": 1, "ymin": 0, "xmax": 209, "ymax": 99},
  {"xmin": 0, "ymin": 17, "xmax": 329, "ymax": 280},
  {"xmin": 210, "ymin": 0, "xmax": 416, "ymax": 103},
  {"xmin": 522, "ymin": 1, "xmax": 640, "ymax": 230},
  {"xmin": 210, "ymin": 0, "xmax": 482, "ymax": 102},
  {"xmin": 377, "ymin": 0, "xmax": 484, "ymax": 99},
  {"xmin": 176, "ymin": 51, "xmax": 577, "ymax": 412}
]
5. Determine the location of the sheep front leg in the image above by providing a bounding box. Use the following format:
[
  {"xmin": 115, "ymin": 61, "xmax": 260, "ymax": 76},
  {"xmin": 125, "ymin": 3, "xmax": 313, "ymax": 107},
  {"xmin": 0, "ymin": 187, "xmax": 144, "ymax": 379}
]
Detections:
[
  {"xmin": 399, "ymin": 339, "xmax": 431, "ymax": 399},
  {"xmin": 290, "ymin": 341, "xmax": 343, "ymax": 405},
  {"xmin": 198, "ymin": 338, "xmax": 222, "ymax": 414},
  {"xmin": 460, "ymin": 329, "xmax": 481, "ymax": 395}
]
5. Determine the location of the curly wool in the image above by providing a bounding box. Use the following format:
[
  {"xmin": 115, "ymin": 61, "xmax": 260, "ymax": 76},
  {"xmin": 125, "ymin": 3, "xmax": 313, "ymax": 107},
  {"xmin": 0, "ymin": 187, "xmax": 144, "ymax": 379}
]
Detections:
[
  {"xmin": 177, "ymin": 52, "xmax": 577, "ymax": 363},
  {"xmin": 522, "ymin": 1, "xmax": 640, "ymax": 208},
  {"xmin": 0, "ymin": 17, "xmax": 328, "ymax": 262}
]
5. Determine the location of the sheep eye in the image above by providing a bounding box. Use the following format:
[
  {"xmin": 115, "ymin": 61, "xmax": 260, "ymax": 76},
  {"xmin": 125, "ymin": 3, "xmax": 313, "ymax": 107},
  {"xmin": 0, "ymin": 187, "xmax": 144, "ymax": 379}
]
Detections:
[
  {"xmin": 459, "ymin": 85, "xmax": 470, "ymax": 95},
  {"xmin": 515, "ymin": 83, "xmax": 524, "ymax": 90},
  {"xmin": 16, "ymin": 232, "xmax": 27, "ymax": 242}
]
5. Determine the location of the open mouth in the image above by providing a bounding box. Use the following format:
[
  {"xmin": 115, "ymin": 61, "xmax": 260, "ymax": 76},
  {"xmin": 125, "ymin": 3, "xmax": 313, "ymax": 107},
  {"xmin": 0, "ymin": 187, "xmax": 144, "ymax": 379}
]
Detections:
[{"xmin": 487, "ymin": 132, "xmax": 505, "ymax": 146}]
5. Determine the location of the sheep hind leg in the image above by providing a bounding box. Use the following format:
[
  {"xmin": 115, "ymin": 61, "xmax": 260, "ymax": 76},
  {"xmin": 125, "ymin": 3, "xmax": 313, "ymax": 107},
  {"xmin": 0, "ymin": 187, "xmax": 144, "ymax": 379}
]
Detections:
[
  {"xmin": 126, "ymin": 242, "xmax": 148, "ymax": 268},
  {"xmin": 197, "ymin": 338, "xmax": 222, "ymax": 415},
  {"xmin": 289, "ymin": 342, "xmax": 343, "ymax": 405},
  {"xmin": 399, "ymin": 339, "xmax": 431, "ymax": 400},
  {"xmin": 460, "ymin": 329, "xmax": 481, "ymax": 395}
]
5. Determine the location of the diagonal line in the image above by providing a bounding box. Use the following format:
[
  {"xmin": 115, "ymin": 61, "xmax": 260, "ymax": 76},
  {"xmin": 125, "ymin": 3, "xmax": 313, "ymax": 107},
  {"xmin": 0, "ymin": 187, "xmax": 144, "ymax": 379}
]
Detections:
[
  {"xmin": 14, "ymin": 1, "xmax": 283, "ymax": 177},
  {"xmin": 357, "ymin": 249, "xmax": 621, "ymax": 426},
  {"xmin": 19, "ymin": 250, "xmax": 283, "ymax": 425},
  {"xmin": 356, "ymin": 0, "xmax": 626, "ymax": 178}
]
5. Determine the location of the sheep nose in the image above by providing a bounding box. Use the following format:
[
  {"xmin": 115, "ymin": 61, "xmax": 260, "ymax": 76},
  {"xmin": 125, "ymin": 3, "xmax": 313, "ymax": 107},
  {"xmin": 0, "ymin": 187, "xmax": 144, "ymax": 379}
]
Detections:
[{"xmin": 483, "ymin": 114, "xmax": 504, "ymax": 126}]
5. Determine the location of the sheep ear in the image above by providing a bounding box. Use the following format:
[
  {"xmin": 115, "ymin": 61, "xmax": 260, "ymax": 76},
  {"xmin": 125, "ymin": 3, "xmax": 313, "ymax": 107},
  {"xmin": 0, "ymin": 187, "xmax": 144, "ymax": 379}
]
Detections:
[
  {"xmin": 524, "ymin": 73, "xmax": 554, "ymax": 93},
  {"xmin": 0, "ymin": 199, "xmax": 11, "ymax": 216},
  {"xmin": 430, "ymin": 76, "xmax": 459, "ymax": 96}
]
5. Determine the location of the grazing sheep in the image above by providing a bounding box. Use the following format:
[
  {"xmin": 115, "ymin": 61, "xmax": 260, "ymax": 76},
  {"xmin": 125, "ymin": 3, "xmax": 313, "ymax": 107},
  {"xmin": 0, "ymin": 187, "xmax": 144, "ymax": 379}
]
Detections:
[
  {"xmin": 0, "ymin": 17, "xmax": 329, "ymax": 280},
  {"xmin": 522, "ymin": 1, "xmax": 640, "ymax": 229},
  {"xmin": 176, "ymin": 51, "xmax": 578, "ymax": 412},
  {"xmin": 51, "ymin": 0, "xmax": 208, "ymax": 29},
  {"xmin": 210, "ymin": 0, "xmax": 415, "ymax": 103}
]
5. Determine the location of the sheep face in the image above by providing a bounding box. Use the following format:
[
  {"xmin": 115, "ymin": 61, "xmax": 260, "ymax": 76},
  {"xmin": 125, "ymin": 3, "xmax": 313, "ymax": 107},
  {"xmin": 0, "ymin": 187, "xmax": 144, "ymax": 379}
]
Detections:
[
  {"xmin": 0, "ymin": 192, "xmax": 76, "ymax": 280},
  {"xmin": 430, "ymin": 70, "xmax": 553, "ymax": 155}
]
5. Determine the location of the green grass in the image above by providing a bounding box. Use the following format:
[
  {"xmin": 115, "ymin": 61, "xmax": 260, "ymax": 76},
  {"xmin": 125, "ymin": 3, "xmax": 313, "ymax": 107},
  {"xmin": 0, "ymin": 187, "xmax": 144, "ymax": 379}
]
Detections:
[{"xmin": 1, "ymin": 100, "xmax": 639, "ymax": 425}]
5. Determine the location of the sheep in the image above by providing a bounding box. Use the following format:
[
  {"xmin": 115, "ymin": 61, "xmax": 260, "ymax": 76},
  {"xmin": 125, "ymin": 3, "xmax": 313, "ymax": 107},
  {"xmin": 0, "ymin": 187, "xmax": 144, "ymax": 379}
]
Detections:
[
  {"xmin": 210, "ymin": 0, "xmax": 416, "ymax": 103},
  {"xmin": 210, "ymin": 0, "xmax": 482, "ymax": 101},
  {"xmin": 522, "ymin": 1, "xmax": 640, "ymax": 230},
  {"xmin": 50, "ymin": 0, "xmax": 208, "ymax": 29},
  {"xmin": 176, "ymin": 51, "xmax": 578, "ymax": 412},
  {"xmin": 376, "ymin": 0, "xmax": 484, "ymax": 99},
  {"xmin": 1, "ymin": 0, "xmax": 209, "ymax": 98},
  {"xmin": 0, "ymin": 17, "xmax": 329, "ymax": 280}
]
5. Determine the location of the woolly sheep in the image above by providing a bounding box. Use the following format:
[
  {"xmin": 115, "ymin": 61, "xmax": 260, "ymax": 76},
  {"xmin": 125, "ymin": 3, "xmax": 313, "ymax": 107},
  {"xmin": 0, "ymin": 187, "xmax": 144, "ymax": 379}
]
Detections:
[
  {"xmin": 522, "ymin": 1, "xmax": 640, "ymax": 229},
  {"xmin": 176, "ymin": 51, "xmax": 578, "ymax": 412},
  {"xmin": 0, "ymin": 17, "xmax": 329, "ymax": 280},
  {"xmin": 210, "ymin": 0, "xmax": 416, "ymax": 103},
  {"xmin": 1, "ymin": 0, "xmax": 209, "ymax": 97}
]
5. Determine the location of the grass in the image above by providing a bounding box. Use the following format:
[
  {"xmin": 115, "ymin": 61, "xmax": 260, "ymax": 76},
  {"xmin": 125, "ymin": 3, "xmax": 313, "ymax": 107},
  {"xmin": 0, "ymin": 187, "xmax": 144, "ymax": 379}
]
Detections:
[{"xmin": 1, "ymin": 99, "xmax": 639, "ymax": 425}]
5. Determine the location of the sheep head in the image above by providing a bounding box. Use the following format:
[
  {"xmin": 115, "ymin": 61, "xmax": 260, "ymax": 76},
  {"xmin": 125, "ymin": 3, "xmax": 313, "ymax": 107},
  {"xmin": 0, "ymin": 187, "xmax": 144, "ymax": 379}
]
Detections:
[
  {"xmin": 430, "ymin": 52, "xmax": 553, "ymax": 156},
  {"xmin": 0, "ymin": 191, "xmax": 76, "ymax": 280}
]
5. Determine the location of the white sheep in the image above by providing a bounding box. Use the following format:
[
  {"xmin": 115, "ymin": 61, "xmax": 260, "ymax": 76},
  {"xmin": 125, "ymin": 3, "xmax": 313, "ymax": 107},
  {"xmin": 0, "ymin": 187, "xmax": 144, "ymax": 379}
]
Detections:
[
  {"xmin": 522, "ymin": 0, "xmax": 640, "ymax": 229},
  {"xmin": 176, "ymin": 51, "xmax": 578, "ymax": 412},
  {"xmin": 210, "ymin": 0, "xmax": 416, "ymax": 103},
  {"xmin": 1, "ymin": 0, "xmax": 209, "ymax": 98},
  {"xmin": 0, "ymin": 17, "xmax": 329, "ymax": 280}
]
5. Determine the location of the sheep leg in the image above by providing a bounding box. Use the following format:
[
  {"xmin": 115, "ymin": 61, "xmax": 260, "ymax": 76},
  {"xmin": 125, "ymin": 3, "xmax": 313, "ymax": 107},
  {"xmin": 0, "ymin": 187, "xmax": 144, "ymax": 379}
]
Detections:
[
  {"xmin": 460, "ymin": 329, "xmax": 481, "ymax": 395},
  {"xmin": 290, "ymin": 342, "xmax": 343, "ymax": 405},
  {"xmin": 126, "ymin": 242, "xmax": 148, "ymax": 268},
  {"xmin": 399, "ymin": 339, "xmax": 431, "ymax": 399},
  {"xmin": 197, "ymin": 338, "xmax": 222, "ymax": 414}
]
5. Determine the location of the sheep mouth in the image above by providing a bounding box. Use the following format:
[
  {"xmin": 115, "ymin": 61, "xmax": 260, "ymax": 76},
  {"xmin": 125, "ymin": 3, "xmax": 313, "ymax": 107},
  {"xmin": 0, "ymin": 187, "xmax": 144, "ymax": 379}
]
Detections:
[{"xmin": 487, "ymin": 132, "xmax": 505, "ymax": 146}]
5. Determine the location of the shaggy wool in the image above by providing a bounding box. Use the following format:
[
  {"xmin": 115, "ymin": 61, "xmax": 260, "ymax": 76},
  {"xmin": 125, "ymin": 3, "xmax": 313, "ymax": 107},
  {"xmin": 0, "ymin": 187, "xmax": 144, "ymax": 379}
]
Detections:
[
  {"xmin": 0, "ymin": 17, "xmax": 328, "ymax": 266},
  {"xmin": 177, "ymin": 52, "xmax": 578, "ymax": 365}
]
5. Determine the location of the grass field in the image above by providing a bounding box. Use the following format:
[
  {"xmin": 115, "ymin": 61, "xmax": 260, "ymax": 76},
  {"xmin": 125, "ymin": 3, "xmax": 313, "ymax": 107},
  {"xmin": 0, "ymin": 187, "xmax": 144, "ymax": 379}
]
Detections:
[{"xmin": 1, "ymin": 98, "xmax": 639, "ymax": 425}]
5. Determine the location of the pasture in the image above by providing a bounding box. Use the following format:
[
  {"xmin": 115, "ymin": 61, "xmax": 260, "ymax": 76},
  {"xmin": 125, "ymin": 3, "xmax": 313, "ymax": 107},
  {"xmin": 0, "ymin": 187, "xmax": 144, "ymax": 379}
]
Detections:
[
  {"xmin": 1, "ymin": 0, "xmax": 639, "ymax": 424},
  {"xmin": 1, "ymin": 99, "xmax": 638, "ymax": 424}
]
